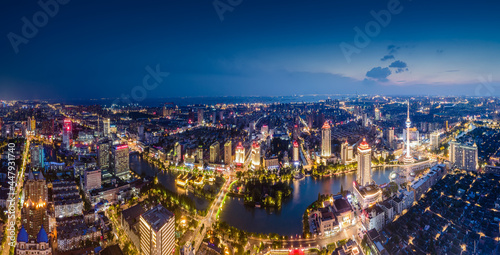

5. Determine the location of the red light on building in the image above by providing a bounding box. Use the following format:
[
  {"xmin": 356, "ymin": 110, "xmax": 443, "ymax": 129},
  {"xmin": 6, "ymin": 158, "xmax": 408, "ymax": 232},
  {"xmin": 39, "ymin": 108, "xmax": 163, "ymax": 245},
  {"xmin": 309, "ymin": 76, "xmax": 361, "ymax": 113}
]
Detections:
[{"xmin": 116, "ymin": 145, "xmax": 128, "ymax": 150}]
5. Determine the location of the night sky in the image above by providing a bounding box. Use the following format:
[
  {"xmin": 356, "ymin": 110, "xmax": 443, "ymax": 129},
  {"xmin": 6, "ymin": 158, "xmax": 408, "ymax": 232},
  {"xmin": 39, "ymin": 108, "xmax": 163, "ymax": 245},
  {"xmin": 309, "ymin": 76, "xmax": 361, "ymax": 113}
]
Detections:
[{"xmin": 1, "ymin": 0, "xmax": 499, "ymax": 100}]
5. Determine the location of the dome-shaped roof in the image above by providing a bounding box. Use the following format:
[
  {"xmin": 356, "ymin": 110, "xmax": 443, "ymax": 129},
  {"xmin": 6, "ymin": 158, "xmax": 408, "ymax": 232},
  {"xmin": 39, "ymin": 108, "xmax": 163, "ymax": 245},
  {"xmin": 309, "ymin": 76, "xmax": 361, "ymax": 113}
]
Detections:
[
  {"xmin": 36, "ymin": 225, "xmax": 49, "ymax": 243},
  {"xmin": 17, "ymin": 225, "xmax": 29, "ymax": 243}
]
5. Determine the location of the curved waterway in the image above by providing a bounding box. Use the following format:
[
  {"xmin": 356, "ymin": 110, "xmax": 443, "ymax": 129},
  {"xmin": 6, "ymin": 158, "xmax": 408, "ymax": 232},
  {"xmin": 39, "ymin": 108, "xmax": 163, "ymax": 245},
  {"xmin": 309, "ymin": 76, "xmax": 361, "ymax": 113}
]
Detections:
[
  {"xmin": 129, "ymin": 153, "xmax": 210, "ymax": 211},
  {"xmin": 219, "ymin": 166, "xmax": 398, "ymax": 235}
]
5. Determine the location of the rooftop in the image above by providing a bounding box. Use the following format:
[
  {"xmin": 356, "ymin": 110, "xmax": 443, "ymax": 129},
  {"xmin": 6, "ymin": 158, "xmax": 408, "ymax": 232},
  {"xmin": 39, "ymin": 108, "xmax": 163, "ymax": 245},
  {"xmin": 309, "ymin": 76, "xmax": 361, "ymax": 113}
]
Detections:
[{"xmin": 141, "ymin": 205, "xmax": 174, "ymax": 232}]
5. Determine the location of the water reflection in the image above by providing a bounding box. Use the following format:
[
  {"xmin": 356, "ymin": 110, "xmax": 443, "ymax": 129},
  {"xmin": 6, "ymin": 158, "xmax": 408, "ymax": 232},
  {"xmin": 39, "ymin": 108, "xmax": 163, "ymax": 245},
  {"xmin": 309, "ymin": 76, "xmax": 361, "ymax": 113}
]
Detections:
[{"xmin": 220, "ymin": 167, "xmax": 395, "ymax": 235}]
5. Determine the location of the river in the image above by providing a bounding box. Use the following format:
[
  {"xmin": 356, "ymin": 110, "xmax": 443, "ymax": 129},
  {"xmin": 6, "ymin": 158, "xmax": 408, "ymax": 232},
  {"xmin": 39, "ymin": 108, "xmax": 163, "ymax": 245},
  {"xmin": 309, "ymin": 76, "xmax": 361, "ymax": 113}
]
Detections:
[{"xmin": 219, "ymin": 166, "xmax": 396, "ymax": 235}]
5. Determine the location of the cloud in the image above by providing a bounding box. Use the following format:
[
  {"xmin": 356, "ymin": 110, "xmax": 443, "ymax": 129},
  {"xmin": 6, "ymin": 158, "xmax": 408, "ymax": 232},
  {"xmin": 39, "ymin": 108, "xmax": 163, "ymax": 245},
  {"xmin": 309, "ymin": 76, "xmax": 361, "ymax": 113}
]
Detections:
[
  {"xmin": 389, "ymin": 60, "xmax": 409, "ymax": 73},
  {"xmin": 387, "ymin": 45, "xmax": 401, "ymax": 54},
  {"xmin": 380, "ymin": 55, "xmax": 395, "ymax": 61},
  {"xmin": 389, "ymin": 60, "xmax": 407, "ymax": 68},
  {"xmin": 366, "ymin": 67, "xmax": 391, "ymax": 82}
]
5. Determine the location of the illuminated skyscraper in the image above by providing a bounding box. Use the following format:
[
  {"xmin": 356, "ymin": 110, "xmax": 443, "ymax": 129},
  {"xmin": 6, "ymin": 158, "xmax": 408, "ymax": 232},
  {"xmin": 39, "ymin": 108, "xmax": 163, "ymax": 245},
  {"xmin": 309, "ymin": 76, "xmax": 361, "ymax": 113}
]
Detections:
[
  {"xmin": 224, "ymin": 140, "xmax": 232, "ymax": 165},
  {"xmin": 30, "ymin": 145, "xmax": 45, "ymax": 169},
  {"xmin": 62, "ymin": 119, "xmax": 72, "ymax": 150},
  {"xmin": 251, "ymin": 141, "xmax": 261, "ymax": 168},
  {"xmin": 197, "ymin": 145, "xmax": 203, "ymax": 163},
  {"xmin": 103, "ymin": 118, "xmax": 110, "ymax": 137},
  {"xmin": 235, "ymin": 142, "xmax": 245, "ymax": 165},
  {"xmin": 293, "ymin": 140, "xmax": 299, "ymax": 164},
  {"xmin": 112, "ymin": 144, "xmax": 129, "ymax": 179},
  {"xmin": 321, "ymin": 121, "xmax": 331, "ymax": 157},
  {"xmin": 450, "ymin": 141, "xmax": 478, "ymax": 171},
  {"xmin": 210, "ymin": 142, "xmax": 220, "ymax": 163},
  {"xmin": 357, "ymin": 138, "xmax": 372, "ymax": 186},
  {"xmin": 22, "ymin": 169, "xmax": 48, "ymax": 239},
  {"xmin": 97, "ymin": 139, "xmax": 111, "ymax": 170},
  {"xmin": 140, "ymin": 205, "xmax": 175, "ymax": 255}
]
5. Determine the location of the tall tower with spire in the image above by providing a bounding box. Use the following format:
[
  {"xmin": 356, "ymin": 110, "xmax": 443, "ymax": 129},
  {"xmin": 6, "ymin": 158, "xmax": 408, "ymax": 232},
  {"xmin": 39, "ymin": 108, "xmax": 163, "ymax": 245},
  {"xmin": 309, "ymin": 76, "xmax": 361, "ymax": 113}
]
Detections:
[{"xmin": 403, "ymin": 100, "xmax": 415, "ymax": 164}]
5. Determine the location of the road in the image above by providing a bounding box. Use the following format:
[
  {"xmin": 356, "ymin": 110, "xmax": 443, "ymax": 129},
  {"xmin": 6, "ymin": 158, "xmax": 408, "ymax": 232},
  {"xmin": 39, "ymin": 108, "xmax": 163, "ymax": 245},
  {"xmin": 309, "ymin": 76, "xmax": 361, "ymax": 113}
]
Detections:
[
  {"xmin": 247, "ymin": 222, "xmax": 361, "ymax": 252},
  {"xmin": 192, "ymin": 176, "xmax": 233, "ymax": 252}
]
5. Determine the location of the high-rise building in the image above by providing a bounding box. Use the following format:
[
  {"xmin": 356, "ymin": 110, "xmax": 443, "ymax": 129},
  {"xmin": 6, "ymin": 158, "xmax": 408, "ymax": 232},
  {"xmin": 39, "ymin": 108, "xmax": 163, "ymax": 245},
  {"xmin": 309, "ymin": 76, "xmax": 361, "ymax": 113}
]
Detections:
[
  {"xmin": 430, "ymin": 132, "xmax": 440, "ymax": 150},
  {"xmin": 251, "ymin": 141, "xmax": 261, "ymax": 168},
  {"xmin": 112, "ymin": 144, "xmax": 129, "ymax": 179},
  {"xmin": 341, "ymin": 141, "xmax": 353, "ymax": 164},
  {"xmin": 97, "ymin": 139, "xmax": 111, "ymax": 170},
  {"xmin": 210, "ymin": 142, "xmax": 220, "ymax": 163},
  {"xmin": 235, "ymin": 142, "xmax": 245, "ymax": 165},
  {"xmin": 450, "ymin": 141, "xmax": 478, "ymax": 171},
  {"xmin": 30, "ymin": 145, "xmax": 45, "ymax": 169},
  {"xmin": 62, "ymin": 119, "xmax": 72, "ymax": 150},
  {"xmin": 362, "ymin": 113, "xmax": 368, "ymax": 127},
  {"xmin": 385, "ymin": 128, "xmax": 394, "ymax": 148},
  {"xmin": 261, "ymin": 125, "xmax": 269, "ymax": 136},
  {"xmin": 197, "ymin": 108, "xmax": 204, "ymax": 124},
  {"xmin": 103, "ymin": 118, "xmax": 110, "ymax": 137},
  {"xmin": 140, "ymin": 205, "xmax": 175, "ymax": 255},
  {"xmin": 22, "ymin": 170, "xmax": 49, "ymax": 239},
  {"xmin": 374, "ymin": 108, "xmax": 381, "ymax": 121},
  {"xmin": 293, "ymin": 140, "xmax": 299, "ymax": 164},
  {"xmin": 197, "ymin": 145, "xmax": 203, "ymax": 163},
  {"xmin": 357, "ymin": 138, "xmax": 372, "ymax": 186},
  {"xmin": 84, "ymin": 168, "xmax": 102, "ymax": 192},
  {"xmin": 321, "ymin": 121, "xmax": 331, "ymax": 157},
  {"xmin": 224, "ymin": 141, "xmax": 232, "ymax": 165},
  {"xmin": 174, "ymin": 142, "xmax": 183, "ymax": 163},
  {"xmin": 292, "ymin": 124, "xmax": 299, "ymax": 140}
]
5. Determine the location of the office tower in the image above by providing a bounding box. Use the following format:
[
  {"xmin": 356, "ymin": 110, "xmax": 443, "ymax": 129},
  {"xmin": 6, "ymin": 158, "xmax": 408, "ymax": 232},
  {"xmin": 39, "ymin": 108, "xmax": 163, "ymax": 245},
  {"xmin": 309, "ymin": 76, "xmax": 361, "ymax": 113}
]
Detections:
[
  {"xmin": 103, "ymin": 118, "xmax": 110, "ymax": 137},
  {"xmin": 261, "ymin": 125, "xmax": 269, "ymax": 136},
  {"xmin": 84, "ymin": 168, "xmax": 102, "ymax": 192},
  {"xmin": 197, "ymin": 145, "xmax": 203, "ymax": 163},
  {"xmin": 293, "ymin": 140, "xmax": 299, "ymax": 164},
  {"xmin": 357, "ymin": 138, "xmax": 372, "ymax": 186},
  {"xmin": 197, "ymin": 108, "xmax": 204, "ymax": 124},
  {"xmin": 430, "ymin": 132, "xmax": 440, "ymax": 150},
  {"xmin": 341, "ymin": 141, "xmax": 350, "ymax": 164},
  {"xmin": 235, "ymin": 142, "xmax": 245, "ymax": 165},
  {"xmin": 403, "ymin": 101, "xmax": 415, "ymax": 164},
  {"xmin": 210, "ymin": 142, "xmax": 220, "ymax": 163},
  {"xmin": 374, "ymin": 108, "xmax": 381, "ymax": 121},
  {"xmin": 212, "ymin": 111, "xmax": 217, "ymax": 124},
  {"xmin": 224, "ymin": 140, "xmax": 232, "ymax": 165},
  {"xmin": 62, "ymin": 119, "xmax": 72, "ymax": 150},
  {"xmin": 140, "ymin": 205, "xmax": 175, "ymax": 255},
  {"xmin": 28, "ymin": 117, "xmax": 36, "ymax": 133},
  {"xmin": 292, "ymin": 124, "xmax": 299, "ymax": 140},
  {"xmin": 321, "ymin": 121, "xmax": 331, "ymax": 157},
  {"xmin": 251, "ymin": 141, "xmax": 261, "ymax": 168},
  {"xmin": 112, "ymin": 144, "xmax": 129, "ymax": 179},
  {"xmin": 174, "ymin": 142, "xmax": 183, "ymax": 163},
  {"xmin": 30, "ymin": 145, "xmax": 45, "ymax": 169},
  {"xmin": 450, "ymin": 141, "xmax": 478, "ymax": 171},
  {"xmin": 22, "ymin": 169, "xmax": 49, "ymax": 239},
  {"xmin": 386, "ymin": 128, "xmax": 394, "ymax": 148},
  {"xmin": 97, "ymin": 139, "xmax": 111, "ymax": 170},
  {"xmin": 362, "ymin": 113, "xmax": 368, "ymax": 127},
  {"xmin": 446, "ymin": 120, "xmax": 449, "ymax": 132}
]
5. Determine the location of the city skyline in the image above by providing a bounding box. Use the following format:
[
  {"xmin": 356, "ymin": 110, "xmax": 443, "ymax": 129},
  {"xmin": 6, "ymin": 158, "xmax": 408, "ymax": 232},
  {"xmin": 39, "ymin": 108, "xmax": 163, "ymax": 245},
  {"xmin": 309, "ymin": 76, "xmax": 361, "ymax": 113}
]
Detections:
[{"xmin": 1, "ymin": 0, "xmax": 500, "ymax": 100}]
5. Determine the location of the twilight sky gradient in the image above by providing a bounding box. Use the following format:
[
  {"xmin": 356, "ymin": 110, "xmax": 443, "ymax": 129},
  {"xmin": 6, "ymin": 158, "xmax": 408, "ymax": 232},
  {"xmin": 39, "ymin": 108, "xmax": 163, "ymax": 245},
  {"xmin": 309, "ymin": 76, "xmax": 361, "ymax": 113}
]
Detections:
[{"xmin": 1, "ymin": 0, "xmax": 499, "ymax": 100}]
